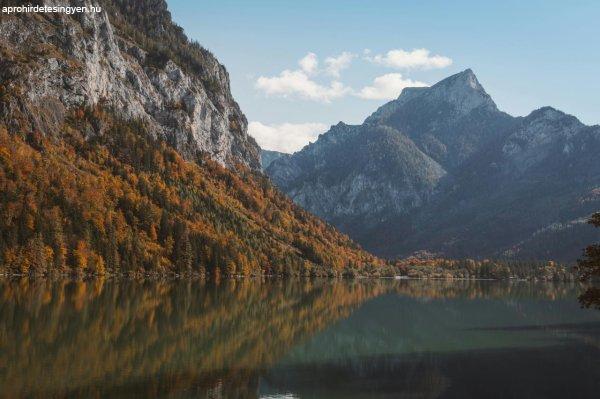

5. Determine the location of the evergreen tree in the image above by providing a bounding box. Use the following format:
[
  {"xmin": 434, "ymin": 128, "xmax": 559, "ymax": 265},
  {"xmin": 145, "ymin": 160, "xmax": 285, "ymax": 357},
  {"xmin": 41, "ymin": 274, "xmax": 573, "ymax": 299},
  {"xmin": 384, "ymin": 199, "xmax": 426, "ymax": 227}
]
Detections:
[
  {"xmin": 105, "ymin": 220, "xmax": 121, "ymax": 273},
  {"xmin": 577, "ymin": 213, "xmax": 600, "ymax": 308},
  {"xmin": 173, "ymin": 221, "xmax": 192, "ymax": 274},
  {"xmin": 30, "ymin": 233, "xmax": 49, "ymax": 274},
  {"xmin": 578, "ymin": 213, "xmax": 600, "ymax": 280},
  {"xmin": 48, "ymin": 211, "xmax": 67, "ymax": 271}
]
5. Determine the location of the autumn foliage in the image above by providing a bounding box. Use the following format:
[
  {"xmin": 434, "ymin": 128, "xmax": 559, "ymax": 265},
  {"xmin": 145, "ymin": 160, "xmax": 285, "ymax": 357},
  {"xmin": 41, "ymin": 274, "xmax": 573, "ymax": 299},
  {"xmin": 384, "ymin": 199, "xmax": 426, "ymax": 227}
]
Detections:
[{"xmin": 0, "ymin": 109, "xmax": 384, "ymax": 277}]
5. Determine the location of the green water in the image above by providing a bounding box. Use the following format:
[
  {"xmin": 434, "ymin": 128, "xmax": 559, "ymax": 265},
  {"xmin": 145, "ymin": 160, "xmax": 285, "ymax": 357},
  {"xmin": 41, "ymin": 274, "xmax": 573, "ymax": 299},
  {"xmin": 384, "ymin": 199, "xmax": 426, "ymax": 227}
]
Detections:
[{"xmin": 0, "ymin": 279, "xmax": 599, "ymax": 398}]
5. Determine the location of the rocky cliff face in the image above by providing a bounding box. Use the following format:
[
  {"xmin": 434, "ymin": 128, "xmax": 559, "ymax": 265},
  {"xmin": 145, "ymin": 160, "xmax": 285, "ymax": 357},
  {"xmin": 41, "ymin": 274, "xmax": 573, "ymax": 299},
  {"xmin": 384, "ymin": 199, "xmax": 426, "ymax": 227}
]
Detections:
[
  {"xmin": 0, "ymin": 0, "xmax": 260, "ymax": 170},
  {"xmin": 268, "ymin": 122, "xmax": 446, "ymax": 233},
  {"xmin": 267, "ymin": 70, "xmax": 600, "ymax": 261}
]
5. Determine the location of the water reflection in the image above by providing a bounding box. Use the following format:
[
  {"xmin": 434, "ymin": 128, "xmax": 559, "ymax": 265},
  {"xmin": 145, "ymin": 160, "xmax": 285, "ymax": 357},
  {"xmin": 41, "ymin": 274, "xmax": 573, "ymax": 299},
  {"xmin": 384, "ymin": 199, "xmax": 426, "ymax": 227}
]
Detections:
[
  {"xmin": 0, "ymin": 279, "xmax": 385, "ymax": 398},
  {"xmin": 0, "ymin": 279, "xmax": 598, "ymax": 398}
]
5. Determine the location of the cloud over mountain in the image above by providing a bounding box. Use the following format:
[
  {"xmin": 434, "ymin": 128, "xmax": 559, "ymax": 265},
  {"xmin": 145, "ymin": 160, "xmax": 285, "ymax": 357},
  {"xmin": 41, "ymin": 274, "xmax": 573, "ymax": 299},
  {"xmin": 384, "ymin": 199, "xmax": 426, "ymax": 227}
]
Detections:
[
  {"xmin": 255, "ymin": 53, "xmax": 351, "ymax": 103},
  {"xmin": 367, "ymin": 48, "xmax": 452, "ymax": 70},
  {"xmin": 249, "ymin": 121, "xmax": 328, "ymax": 152},
  {"xmin": 255, "ymin": 49, "xmax": 449, "ymax": 104},
  {"xmin": 356, "ymin": 73, "xmax": 428, "ymax": 100}
]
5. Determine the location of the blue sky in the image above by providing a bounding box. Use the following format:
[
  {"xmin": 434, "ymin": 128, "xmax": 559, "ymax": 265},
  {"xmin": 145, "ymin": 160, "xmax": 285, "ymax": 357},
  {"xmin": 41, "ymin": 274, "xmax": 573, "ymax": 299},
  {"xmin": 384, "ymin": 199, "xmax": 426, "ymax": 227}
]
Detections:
[{"xmin": 168, "ymin": 0, "xmax": 600, "ymax": 152}]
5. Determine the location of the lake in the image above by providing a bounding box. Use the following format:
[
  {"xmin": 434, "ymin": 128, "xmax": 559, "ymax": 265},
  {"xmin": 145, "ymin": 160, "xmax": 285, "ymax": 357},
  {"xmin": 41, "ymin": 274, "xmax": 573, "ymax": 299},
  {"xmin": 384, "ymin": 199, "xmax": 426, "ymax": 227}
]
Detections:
[{"xmin": 0, "ymin": 279, "xmax": 599, "ymax": 398}]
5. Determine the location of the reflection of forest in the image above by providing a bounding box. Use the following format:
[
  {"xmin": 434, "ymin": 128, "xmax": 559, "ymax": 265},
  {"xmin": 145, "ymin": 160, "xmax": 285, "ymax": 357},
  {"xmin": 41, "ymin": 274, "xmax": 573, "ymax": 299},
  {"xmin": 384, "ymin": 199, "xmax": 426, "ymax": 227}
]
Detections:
[
  {"xmin": 0, "ymin": 279, "xmax": 593, "ymax": 398},
  {"xmin": 391, "ymin": 279, "xmax": 586, "ymax": 301},
  {"xmin": 0, "ymin": 279, "xmax": 387, "ymax": 398}
]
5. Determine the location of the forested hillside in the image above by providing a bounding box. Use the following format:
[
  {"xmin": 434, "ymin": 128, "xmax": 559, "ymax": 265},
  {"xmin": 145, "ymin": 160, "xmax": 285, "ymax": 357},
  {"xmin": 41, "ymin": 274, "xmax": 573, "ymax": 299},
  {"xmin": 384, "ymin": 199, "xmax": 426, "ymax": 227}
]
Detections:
[
  {"xmin": 0, "ymin": 0, "xmax": 390, "ymax": 277},
  {"xmin": 0, "ymin": 109, "xmax": 384, "ymax": 277}
]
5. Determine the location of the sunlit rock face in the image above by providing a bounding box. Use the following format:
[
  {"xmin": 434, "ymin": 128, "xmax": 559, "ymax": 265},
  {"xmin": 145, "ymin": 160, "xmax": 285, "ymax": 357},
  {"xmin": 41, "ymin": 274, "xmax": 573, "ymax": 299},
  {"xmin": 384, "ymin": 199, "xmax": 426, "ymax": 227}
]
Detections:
[
  {"xmin": 266, "ymin": 70, "xmax": 600, "ymax": 261},
  {"xmin": 0, "ymin": 0, "xmax": 260, "ymax": 170}
]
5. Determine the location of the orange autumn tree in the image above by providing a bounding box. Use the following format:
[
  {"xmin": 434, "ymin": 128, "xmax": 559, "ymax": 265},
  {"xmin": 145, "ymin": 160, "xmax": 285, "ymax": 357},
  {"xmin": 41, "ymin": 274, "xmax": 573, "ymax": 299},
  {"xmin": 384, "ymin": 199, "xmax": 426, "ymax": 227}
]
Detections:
[{"xmin": 0, "ymin": 109, "xmax": 387, "ymax": 277}]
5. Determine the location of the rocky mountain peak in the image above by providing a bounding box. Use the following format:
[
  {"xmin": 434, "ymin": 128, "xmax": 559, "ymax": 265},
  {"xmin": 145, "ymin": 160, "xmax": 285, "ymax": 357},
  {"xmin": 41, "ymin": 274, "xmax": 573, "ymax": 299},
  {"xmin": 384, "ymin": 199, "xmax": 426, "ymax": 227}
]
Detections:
[
  {"xmin": 425, "ymin": 68, "xmax": 496, "ymax": 113},
  {"xmin": 366, "ymin": 69, "xmax": 498, "ymax": 128},
  {"xmin": 501, "ymin": 107, "xmax": 585, "ymax": 157},
  {"xmin": 437, "ymin": 68, "xmax": 480, "ymax": 90},
  {"xmin": 362, "ymin": 69, "xmax": 513, "ymax": 170},
  {"xmin": 521, "ymin": 107, "xmax": 584, "ymax": 141},
  {"xmin": 525, "ymin": 106, "xmax": 581, "ymax": 125}
]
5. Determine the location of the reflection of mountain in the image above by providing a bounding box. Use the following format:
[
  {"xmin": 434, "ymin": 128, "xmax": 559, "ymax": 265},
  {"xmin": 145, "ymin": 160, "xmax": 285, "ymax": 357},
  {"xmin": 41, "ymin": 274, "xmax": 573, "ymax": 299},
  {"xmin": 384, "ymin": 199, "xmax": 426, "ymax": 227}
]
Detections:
[
  {"xmin": 1, "ymin": 280, "xmax": 599, "ymax": 398},
  {"xmin": 261, "ymin": 282, "xmax": 600, "ymax": 399},
  {"xmin": 261, "ymin": 345, "xmax": 600, "ymax": 399},
  {"xmin": 279, "ymin": 283, "xmax": 599, "ymax": 362},
  {"xmin": 0, "ymin": 279, "xmax": 385, "ymax": 398}
]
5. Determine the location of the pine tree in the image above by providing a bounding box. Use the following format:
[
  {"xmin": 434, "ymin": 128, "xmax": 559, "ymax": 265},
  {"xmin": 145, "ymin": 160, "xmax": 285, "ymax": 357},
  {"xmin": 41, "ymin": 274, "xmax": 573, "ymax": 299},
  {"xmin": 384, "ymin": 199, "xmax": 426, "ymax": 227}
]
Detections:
[
  {"xmin": 105, "ymin": 221, "xmax": 121, "ymax": 273},
  {"xmin": 173, "ymin": 221, "xmax": 192, "ymax": 274},
  {"xmin": 48, "ymin": 211, "xmax": 67, "ymax": 272},
  {"xmin": 577, "ymin": 213, "xmax": 600, "ymax": 308},
  {"xmin": 578, "ymin": 213, "xmax": 600, "ymax": 280}
]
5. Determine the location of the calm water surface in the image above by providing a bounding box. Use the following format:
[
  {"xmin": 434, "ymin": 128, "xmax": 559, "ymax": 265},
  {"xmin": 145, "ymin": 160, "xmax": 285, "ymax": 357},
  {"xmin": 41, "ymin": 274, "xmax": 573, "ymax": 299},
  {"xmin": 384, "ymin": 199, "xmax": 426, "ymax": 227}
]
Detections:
[{"xmin": 1, "ymin": 279, "xmax": 599, "ymax": 398}]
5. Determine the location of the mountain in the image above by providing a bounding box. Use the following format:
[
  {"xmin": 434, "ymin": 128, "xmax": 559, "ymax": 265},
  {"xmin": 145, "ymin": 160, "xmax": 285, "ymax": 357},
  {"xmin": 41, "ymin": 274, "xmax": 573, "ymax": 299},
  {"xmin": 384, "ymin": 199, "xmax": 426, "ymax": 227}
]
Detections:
[
  {"xmin": 266, "ymin": 70, "xmax": 600, "ymax": 261},
  {"xmin": 0, "ymin": 0, "xmax": 385, "ymax": 276},
  {"xmin": 364, "ymin": 69, "xmax": 517, "ymax": 169},
  {"xmin": 267, "ymin": 122, "xmax": 445, "ymax": 231},
  {"xmin": 1, "ymin": 0, "xmax": 260, "ymax": 170},
  {"xmin": 261, "ymin": 149, "xmax": 289, "ymax": 170}
]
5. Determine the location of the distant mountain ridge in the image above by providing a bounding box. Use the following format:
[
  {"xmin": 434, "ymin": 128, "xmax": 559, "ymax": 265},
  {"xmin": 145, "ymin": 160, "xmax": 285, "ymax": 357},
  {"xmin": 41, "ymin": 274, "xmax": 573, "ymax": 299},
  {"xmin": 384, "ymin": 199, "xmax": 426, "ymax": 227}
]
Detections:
[
  {"xmin": 266, "ymin": 70, "xmax": 600, "ymax": 261},
  {"xmin": 261, "ymin": 149, "xmax": 289, "ymax": 170}
]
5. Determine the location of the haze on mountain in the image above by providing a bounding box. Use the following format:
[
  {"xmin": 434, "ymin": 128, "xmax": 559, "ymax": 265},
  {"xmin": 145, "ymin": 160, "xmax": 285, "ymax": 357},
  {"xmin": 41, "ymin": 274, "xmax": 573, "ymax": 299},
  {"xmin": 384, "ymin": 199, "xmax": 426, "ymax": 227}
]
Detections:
[
  {"xmin": 261, "ymin": 149, "xmax": 289, "ymax": 170},
  {"xmin": 266, "ymin": 69, "xmax": 600, "ymax": 261}
]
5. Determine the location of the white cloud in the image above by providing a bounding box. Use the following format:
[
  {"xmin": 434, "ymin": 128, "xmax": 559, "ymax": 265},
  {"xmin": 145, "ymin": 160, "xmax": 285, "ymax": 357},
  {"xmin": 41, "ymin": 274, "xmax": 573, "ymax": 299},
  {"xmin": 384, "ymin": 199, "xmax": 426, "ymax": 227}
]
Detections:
[
  {"xmin": 367, "ymin": 48, "xmax": 452, "ymax": 70},
  {"xmin": 299, "ymin": 52, "xmax": 318, "ymax": 75},
  {"xmin": 356, "ymin": 73, "xmax": 428, "ymax": 100},
  {"xmin": 249, "ymin": 121, "xmax": 328, "ymax": 153},
  {"xmin": 324, "ymin": 52, "xmax": 355, "ymax": 77},
  {"xmin": 255, "ymin": 52, "xmax": 356, "ymax": 103},
  {"xmin": 255, "ymin": 50, "xmax": 441, "ymax": 103},
  {"xmin": 255, "ymin": 69, "xmax": 350, "ymax": 103}
]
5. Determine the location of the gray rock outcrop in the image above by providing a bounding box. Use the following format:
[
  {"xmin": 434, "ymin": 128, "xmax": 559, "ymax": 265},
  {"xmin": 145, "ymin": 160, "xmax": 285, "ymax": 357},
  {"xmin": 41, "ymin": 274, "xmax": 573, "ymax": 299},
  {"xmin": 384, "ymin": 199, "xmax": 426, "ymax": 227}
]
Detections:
[{"xmin": 0, "ymin": 0, "xmax": 260, "ymax": 170}]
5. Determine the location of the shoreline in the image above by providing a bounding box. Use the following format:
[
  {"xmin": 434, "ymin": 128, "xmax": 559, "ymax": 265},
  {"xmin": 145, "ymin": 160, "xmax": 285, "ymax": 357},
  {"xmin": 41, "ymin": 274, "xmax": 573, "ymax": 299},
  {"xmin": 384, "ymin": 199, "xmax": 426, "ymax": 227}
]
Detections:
[{"xmin": 0, "ymin": 272, "xmax": 581, "ymax": 283}]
